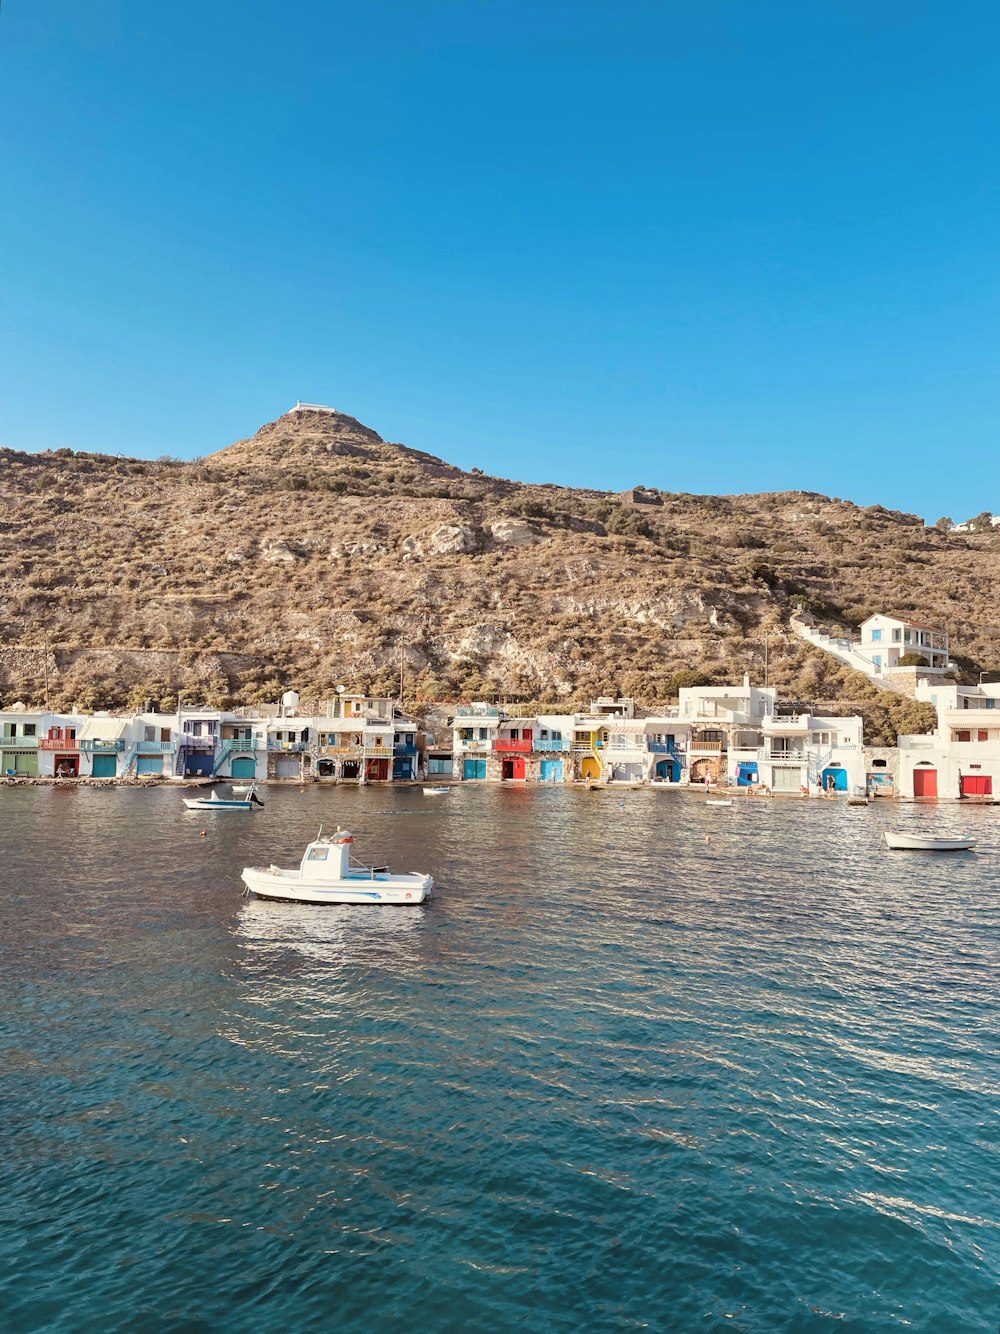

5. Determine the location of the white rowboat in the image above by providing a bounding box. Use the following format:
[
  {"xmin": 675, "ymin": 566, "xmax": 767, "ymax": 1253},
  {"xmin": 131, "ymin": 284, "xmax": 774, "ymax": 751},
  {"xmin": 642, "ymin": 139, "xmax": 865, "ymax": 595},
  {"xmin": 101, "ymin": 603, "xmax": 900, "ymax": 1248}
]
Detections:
[
  {"xmin": 422, "ymin": 786, "xmax": 450, "ymax": 797},
  {"xmin": 883, "ymin": 832, "xmax": 976, "ymax": 851}
]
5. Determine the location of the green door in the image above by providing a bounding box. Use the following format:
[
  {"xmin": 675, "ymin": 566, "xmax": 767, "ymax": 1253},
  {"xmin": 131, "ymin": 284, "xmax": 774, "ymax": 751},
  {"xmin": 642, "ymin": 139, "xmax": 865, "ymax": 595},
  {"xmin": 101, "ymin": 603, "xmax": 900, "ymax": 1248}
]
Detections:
[
  {"xmin": 14, "ymin": 752, "xmax": 38, "ymax": 776},
  {"xmin": 231, "ymin": 757, "xmax": 256, "ymax": 779},
  {"xmin": 91, "ymin": 753, "xmax": 118, "ymax": 778}
]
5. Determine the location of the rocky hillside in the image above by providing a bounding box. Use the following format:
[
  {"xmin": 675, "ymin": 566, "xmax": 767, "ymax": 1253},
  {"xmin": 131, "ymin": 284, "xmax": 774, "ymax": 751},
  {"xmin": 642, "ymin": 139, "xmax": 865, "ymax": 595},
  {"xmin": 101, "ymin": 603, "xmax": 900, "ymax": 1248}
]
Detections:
[{"xmin": 1, "ymin": 405, "xmax": 997, "ymax": 741}]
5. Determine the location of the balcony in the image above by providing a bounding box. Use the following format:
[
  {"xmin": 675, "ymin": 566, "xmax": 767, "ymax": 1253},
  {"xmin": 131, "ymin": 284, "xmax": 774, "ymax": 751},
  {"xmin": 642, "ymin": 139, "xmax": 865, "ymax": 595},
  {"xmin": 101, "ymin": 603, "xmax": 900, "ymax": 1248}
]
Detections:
[
  {"xmin": 393, "ymin": 743, "xmax": 419, "ymax": 757},
  {"xmin": 267, "ymin": 740, "xmax": 308, "ymax": 752},
  {"xmin": 40, "ymin": 736, "xmax": 78, "ymax": 750},
  {"xmin": 533, "ymin": 738, "xmax": 568, "ymax": 752},
  {"xmin": 495, "ymin": 739, "xmax": 532, "ymax": 753},
  {"xmin": 456, "ymin": 738, "xmax": 491, "ymax": 751},
  {"xmin": 80, "ymin": 739, "xmax": 126, "ymax": 752},
  {"xmin": 180, "ymin": 735, "xmax": 217, "ymax": 751},
  {"xmin": 646, "ymin": 742, "xmax": 677, "ymax": 754},
  {"xmin": 689, "ymin": 739, "xmax": 725, "ymax": 753},
  {"xmin": 769, "ymin": 749, "xmax": 805, "ymax": 762},
  {"xmin": 2, "ymin": 735, "xmax": 39, "ymax": 749},
  {"xmin": 136, "ymin": 740, "xmax": 176, "ymax": 753}
]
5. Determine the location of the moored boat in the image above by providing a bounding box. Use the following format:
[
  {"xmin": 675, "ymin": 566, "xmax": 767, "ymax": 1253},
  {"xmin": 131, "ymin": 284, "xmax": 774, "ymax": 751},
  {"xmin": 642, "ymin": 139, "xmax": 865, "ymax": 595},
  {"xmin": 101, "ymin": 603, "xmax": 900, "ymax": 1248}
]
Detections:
[
  {"xmin": 241, "ymin": 828, "xmax": 433, "ymax": 904},
  {"xmin": 705, "ymin": 798, "xmax": 734, "ymax": 807},
  {"xmin": 184, "ymin": 785, "xmax": 264, "ymax": 811},
  {"xmin": 422, "ymin": 786, "xmax": 450, "ymax": 797},
  {"xmin": 883, "ymin": 832, "xmax": 976, "ymax": 851}
]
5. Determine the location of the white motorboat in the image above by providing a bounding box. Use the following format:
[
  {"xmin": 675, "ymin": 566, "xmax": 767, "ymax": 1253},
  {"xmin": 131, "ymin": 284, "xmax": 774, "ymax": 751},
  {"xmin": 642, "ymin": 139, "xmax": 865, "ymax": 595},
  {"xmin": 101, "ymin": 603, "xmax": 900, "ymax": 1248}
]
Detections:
[
  {"xmin": 883, "ymin": 832, "xmax": 976, "ymax": 851},
  {"xmin": 231, "ymin": 783, "xmax": 254, "ymax": 796},
  {"xmin": 422, "ymin": 786, "xmax": 450, "ymax": 797},
  {"xmin": 241, "ymin": 828, "xmax": 433, "ymax": 905},
  {"xmin": 183, "ymin": 785, "xmax": 264, "ymax": 811},
  {"xmin": 705, "ymin": 798, "xmax": 734, "ymax": 807}
]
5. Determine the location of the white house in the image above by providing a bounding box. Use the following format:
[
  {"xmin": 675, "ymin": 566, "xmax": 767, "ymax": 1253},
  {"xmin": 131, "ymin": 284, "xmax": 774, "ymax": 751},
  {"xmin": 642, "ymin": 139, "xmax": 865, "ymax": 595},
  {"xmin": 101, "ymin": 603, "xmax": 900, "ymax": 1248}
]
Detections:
[
  {"xmin": 898, "ymin": 679, "xmax": 1000, "ymax": 799},
  {"xmin": 859, "ymin": 615, "xmax": 950, "ymax": 674}
]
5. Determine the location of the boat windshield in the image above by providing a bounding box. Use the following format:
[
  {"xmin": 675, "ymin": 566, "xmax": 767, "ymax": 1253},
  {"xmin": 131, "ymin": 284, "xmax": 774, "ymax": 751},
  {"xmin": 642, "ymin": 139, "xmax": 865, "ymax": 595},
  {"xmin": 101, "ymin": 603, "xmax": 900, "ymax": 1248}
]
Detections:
[{"xmin": 306, "ymin": 847, "xmax": 329, "ymax": 861}]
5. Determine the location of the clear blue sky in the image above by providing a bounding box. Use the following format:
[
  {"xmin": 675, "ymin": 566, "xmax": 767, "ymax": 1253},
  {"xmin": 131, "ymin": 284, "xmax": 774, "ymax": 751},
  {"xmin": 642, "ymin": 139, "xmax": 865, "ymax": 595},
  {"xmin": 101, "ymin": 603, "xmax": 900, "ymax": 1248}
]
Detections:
[{"xmin": 2, "ymin": 1, "xmax": 998, "ymax": 521}]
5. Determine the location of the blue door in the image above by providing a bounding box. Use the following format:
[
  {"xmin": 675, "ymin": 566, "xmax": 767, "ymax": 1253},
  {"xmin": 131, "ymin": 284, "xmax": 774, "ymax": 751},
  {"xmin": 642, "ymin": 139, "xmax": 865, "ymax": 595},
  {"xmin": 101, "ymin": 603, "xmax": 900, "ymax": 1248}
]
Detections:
[
  {"xmin": 91, "ymin": 753, "xmax": 117, "ymax": 778},
  {"xmin": 540, "ymin": 759, "xmax": 563, "ymax": 782},
  {"xmin": 232, "ymin": 757, "xmax": 256, "ymax": 779},
  {"xmin": 655, "ymin": 759, "xmax": 680, "ymax": 781},
  {"xmin": 822, "ymin": 765, "xmax": 848, "ymax": 792},
  {"xmin": 736, "ymin": 761, "xmax": 759, "ymax": 787},
  {"xmin": 136, "ymin": 755, "xmax": 163, "ymax": 776},
  {"xmin": 393, "ymin": 758, "xmax": 414, "ymax": 780},
  {"xmin": 463, "ymin": 757, "xmax": 486, "ymax": 780}
]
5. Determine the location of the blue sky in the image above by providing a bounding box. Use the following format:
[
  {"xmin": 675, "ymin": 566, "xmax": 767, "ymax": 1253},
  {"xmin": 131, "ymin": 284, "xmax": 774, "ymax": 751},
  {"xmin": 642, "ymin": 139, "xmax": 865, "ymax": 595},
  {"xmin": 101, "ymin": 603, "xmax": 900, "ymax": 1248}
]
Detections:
[{"xmin": 1, "ymin": 1, "xmax": 998, "ymax": 521}]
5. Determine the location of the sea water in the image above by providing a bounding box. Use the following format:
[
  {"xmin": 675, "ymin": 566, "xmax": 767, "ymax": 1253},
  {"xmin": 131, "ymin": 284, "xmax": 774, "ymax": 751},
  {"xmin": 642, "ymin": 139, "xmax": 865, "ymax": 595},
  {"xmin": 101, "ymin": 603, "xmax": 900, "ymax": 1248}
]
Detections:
[{"xmin": 1, "ymin": 784, "xmax": 998, "ymax": 1332}]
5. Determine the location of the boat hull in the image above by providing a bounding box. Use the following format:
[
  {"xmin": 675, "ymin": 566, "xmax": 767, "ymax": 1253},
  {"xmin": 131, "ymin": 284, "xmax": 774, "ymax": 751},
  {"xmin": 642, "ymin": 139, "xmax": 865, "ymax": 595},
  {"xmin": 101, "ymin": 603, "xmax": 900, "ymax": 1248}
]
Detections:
[
  {"xmin": 883, "ymin": 833, "xmax": 976, "ymax": 851},
  {"xmin": 241, "ymin": 866, "xmax": 433, "ymax": 904}
]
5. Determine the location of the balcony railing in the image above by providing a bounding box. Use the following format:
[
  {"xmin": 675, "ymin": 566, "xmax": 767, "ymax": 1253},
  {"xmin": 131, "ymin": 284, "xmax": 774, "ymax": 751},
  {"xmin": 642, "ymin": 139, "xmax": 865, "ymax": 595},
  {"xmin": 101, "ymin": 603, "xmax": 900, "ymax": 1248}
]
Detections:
[
  {"xmin": 136, "ymin": 740, "xmax": 176, "ymax": 753},
  {"xmin": 2, "ymin": 736, "xmax": 39, "ymax": 748},
  {"xmin": 393, "ymin": 743, "xmax": 419, "ymax": 756},
  {"xmin": 80, "ymin": 739, "xmax": 126, "ymax": 752},
  {"xmin": 180, "ymin": 735, "xmax": 217, "ymax": 750},
  {"xmin": 495, "ymin": 739, "xmax": 532, "ymax": 753},
  {"xmin": 769, "ymin": 750, "xmax": 805, "ymax": 762},
  {"xmin": 456, "ymin": 739, "xmax": 491, "ymax": 751},
  {"xmin": 646, "ymin": 742, "xmax": 677, "ymax": 754},
  {"xmin": 689, "ymin": 740, "xmax": 724, "ymax": 753},
  {"xmin": 267, "ymin": 741, "xmax": 308, "ymax": 752},
  {"xmin": 533, "ymin": 738, "xmax": 568, "ymax": 752},
  {"xmin": 40, "ymin": 737, "xmax": 79, "ymax": 750}
]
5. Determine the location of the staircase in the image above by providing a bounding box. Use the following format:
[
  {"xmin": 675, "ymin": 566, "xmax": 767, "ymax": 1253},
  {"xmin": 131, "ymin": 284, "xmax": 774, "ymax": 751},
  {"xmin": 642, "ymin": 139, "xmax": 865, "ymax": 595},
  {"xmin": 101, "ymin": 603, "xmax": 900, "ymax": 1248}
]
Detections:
[
  {"xmin": 211, "ymin": 738, "xmax": 255, "ymax": 776},
  {"xmin": 120, "ymin": 743, "xmax": 138, "ymax": 777}
]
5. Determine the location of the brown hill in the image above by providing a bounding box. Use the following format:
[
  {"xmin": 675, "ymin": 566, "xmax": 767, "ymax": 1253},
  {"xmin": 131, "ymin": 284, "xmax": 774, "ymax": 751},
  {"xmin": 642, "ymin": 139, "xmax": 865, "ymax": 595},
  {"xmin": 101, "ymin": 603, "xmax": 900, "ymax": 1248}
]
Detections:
[{"xmin": 1, "ymin": 405, "xmax": 997, "ymax": 742}]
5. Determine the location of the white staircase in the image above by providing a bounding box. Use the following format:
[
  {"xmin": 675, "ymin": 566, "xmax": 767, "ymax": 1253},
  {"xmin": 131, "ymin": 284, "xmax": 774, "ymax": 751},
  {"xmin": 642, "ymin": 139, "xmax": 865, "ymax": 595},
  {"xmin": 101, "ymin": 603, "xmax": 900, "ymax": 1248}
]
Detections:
[{"xmin": 791, "ymin": 618, "xmax": 909, "ymax": 696}]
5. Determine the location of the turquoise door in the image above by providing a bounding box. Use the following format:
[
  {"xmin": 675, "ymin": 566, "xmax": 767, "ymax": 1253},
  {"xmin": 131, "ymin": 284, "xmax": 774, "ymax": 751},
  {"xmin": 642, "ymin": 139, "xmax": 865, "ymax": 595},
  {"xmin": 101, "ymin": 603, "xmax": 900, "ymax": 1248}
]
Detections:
[
  {"xmin": 540, "ymin": 759, "xmax": 563, "ymax": 782},
  {"xmin": 463, "ymin": 757, "xmax": 486, "ymax": 780},
  {"xmin": 91, "ymin": 753, "xmax": 117, "ymax": 778},
  {"xmin": 231, "ymin": 757, "xmax": 256, "ymax": 779},
  {"xmin": 136, "ymin": 755, "xmax": 163, "ymax": 776},
  {"xmin": 822, "ymin": 765, "xmax": 848, "ymax": 792}
]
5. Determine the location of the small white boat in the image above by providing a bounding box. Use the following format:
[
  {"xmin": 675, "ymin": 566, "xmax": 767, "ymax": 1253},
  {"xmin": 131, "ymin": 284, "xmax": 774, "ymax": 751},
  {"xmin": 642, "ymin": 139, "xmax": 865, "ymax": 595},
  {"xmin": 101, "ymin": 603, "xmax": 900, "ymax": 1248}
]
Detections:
[
  {"xmin": 241, "ymin": 828, "xmax": 433, "ymax": 905},
  {"xmin": 422, "ymin": 786, "xmax": 450, "ymax": 797},
  {"xmin": 184, "ymin": 785, "xmax": 264, "ymax": 811},
  {"xmin": 705, "ymin": 798, "xmax": 734, "ymax": 807},
  {"xmin": 231, "ymin": 783, "xmax": 254, "ymax": 796},
  {"xmin": 883, "ymin": 832, "xmax": 976, "ymax": 851}
]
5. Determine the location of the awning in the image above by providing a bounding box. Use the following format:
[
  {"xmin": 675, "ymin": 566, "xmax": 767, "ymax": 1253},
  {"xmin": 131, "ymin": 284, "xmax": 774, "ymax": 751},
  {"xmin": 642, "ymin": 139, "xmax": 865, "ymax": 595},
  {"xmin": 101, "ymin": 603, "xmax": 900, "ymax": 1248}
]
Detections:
[{"xmin": 78, "ymin": 717, "xmax": 127, "ymax": 741}]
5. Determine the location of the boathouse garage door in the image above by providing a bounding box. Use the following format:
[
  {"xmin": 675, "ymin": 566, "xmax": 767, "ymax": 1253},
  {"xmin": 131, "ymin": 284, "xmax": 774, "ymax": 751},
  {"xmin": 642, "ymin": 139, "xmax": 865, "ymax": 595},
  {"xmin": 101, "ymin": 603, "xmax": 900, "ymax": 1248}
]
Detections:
[
  {"xmin": 231, "ymin": 757, "xmax": 256, "ymax": 779},
  {"xmin": 771, "ymin": 766, "xmax": 801, "ymax": 793},
  {"xmin": 275, "ymin": 758, "xmax": 299, "ymax": 779},
  {"xmin": 91, "ymin": 754, "xmax": 117, "ymax": 778},
  {"xmin": 961, "ymin": 774, "xmax": 992, "ymax": 797},
  {"xmin": 913, "ymin": 767, "xmax": 938, "ymax": 798},
  {"xmin": 540, "ymin": 759, "xmax": 563, "ymax": 783},
  {"xmin": 463, "ymin": 757, "xmax": 487, "ymax": 780},
  {"xmin": 136, "ymin": 755, "xmax": 162, "ymax": 776}
]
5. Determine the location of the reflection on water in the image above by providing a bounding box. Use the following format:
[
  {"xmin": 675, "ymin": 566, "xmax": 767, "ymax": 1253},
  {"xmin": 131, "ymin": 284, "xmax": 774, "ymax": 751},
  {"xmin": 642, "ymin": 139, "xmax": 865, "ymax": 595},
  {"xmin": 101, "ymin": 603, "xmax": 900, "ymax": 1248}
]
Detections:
[{"xmin": 0, "ymin": 783, "xmax": 999, "ymax": 1332}]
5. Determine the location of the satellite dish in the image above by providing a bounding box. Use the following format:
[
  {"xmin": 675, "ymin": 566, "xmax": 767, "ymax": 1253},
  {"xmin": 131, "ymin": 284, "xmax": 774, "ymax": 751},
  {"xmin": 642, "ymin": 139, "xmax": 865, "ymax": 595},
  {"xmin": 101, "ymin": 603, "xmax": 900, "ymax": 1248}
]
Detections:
[{"xmin": 336, "ymin": 684, "xmax": 346, "ymax": 694}]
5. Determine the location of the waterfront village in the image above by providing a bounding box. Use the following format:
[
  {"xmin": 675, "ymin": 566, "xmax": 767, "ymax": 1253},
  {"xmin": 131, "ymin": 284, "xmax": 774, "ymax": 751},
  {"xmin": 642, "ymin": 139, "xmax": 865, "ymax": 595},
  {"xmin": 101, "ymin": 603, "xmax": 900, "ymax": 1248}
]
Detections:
[{"xmin": 2, "ymin": 613, "xmax": 999, "ymax": 801}]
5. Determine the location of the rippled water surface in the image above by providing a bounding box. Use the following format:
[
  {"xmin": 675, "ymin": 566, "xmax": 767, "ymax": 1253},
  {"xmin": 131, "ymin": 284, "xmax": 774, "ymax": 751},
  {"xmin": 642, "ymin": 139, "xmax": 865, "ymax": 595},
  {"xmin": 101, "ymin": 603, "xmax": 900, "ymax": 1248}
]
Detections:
[{"xmin": 1, "ymin": 784, "xmax": 999, "ymax": 1332}]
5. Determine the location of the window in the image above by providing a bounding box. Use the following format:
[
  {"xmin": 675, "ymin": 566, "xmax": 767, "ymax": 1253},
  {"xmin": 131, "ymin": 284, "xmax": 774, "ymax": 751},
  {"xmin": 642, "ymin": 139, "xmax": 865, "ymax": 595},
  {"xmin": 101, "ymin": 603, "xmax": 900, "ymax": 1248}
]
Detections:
[
  {"xmin": 306, "ymin": 847, "xmax": 329, "ymax": 861},
  {"xmin": 892, "ymin": 629, "xmax": 901, "ymax": 642},
  {"xmin": 987, "ymin": 700, "xmax": 996, "ymax": 710},
  {"xmin": 551, "ymin": 730, "xmax": 562, "ymax": 741},
  {"xmin": 24, "ymin": 723, "xmax": 36, "ymax": 737},
  {"xmin": 978, "ymin": 730, "xmax": 989, "ymax": 742},
  {"xmin": 957, "ymin": 730, "xmax": 971, "ymax": 742},
  {"xmin": 479, "ymin": 728, "xmax": 487, "ymax": 740},
  {"xmin": 145, "ymin": 726, "xmax": 156, "ymax": 742},
  {"xmin": 871, "ymin": 629, "xmax": 882, "ymax": 643}
]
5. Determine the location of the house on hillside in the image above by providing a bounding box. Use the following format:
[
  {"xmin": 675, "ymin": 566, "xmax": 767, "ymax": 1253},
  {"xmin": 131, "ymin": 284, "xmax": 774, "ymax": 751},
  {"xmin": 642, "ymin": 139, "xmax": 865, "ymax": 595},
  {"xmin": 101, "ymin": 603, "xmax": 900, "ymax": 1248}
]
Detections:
[{"xmin": 859, "ymin": 615, "xmax": 949, "ymax": 673}]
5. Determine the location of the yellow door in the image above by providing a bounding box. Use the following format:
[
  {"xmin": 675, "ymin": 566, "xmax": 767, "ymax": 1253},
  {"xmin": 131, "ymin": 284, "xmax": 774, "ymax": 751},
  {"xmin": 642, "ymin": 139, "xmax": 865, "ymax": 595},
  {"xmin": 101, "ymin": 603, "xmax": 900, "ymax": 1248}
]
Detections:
[{"xmin": 581, "ymin": 756, "xmax": 601, "ymax": 780}]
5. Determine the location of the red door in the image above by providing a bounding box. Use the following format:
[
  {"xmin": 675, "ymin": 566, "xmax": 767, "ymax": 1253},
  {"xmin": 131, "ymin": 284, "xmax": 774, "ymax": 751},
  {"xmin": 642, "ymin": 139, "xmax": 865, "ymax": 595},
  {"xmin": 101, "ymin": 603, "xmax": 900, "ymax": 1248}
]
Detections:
[
  {"xmin": 913, "ymin": 767, "xmax": 938, "ymax": 798},
  {"xmin": 511, "ymin": 757, "xmax": 526, "ymax": 780},
  {"xmin": 961, "ymin": 775, "xmax": 992, "ymax": 796}
]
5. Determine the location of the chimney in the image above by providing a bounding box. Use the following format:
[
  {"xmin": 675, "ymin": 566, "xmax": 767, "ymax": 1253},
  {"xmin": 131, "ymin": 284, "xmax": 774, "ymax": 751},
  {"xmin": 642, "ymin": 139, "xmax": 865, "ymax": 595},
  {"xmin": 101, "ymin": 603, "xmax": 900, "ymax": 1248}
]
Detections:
[{"xmin": 743, "ymin": 672, "xmax": 750, "ymax": 688}]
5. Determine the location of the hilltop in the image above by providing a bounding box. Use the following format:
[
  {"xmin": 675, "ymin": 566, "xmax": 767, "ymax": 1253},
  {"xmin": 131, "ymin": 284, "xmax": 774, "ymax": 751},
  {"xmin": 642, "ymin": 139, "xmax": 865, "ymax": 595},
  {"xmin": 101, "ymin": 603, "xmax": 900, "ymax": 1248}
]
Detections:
[{"xmin": 1, "ymin": 403, "xmax": 998, "ymax": 742}]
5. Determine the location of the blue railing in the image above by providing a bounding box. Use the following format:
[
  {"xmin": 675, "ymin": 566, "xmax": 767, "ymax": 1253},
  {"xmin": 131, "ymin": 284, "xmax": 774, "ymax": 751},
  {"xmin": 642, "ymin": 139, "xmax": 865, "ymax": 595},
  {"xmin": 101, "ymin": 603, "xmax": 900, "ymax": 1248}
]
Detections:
[
  {"xmin": 393, "ymin": 743, "xmax": 419, "ymax": 756},
  {"xmin": 533, "ymin": 738, "xmax": 568, "ymax": 751},
  {"xmin": 80, "ymin": 739, "xmax": 126, "ymax": 752},
  {"xmin": 137, "ymin": 740, "xmax": 176, "ymax": 753},
  {"xmin": 647, "ymin": 742, "xmax": 677, "ymax": 755}
]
